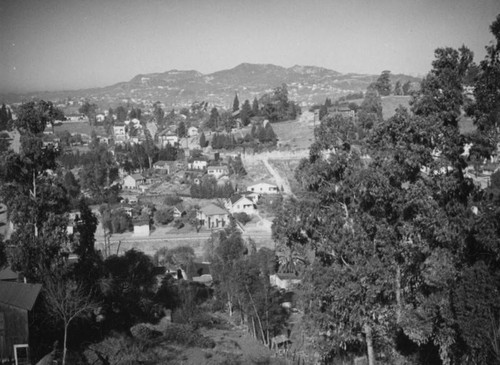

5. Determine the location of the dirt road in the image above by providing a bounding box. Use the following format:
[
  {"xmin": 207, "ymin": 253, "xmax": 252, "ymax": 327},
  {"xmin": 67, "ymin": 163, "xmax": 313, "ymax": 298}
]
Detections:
[{"xmin": 261, "ymin": 158, "xmax": 295, "ymax": 197}]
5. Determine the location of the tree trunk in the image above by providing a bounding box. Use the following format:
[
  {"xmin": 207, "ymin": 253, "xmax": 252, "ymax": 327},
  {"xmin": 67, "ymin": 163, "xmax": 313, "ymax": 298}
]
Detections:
[
  {"xmin": 396, "ymin": 265, "xmax": 402, "ymax": 323},
  {"xmin": 364, "ymin": 323, "xmax": 375, "ymax": 365},
  {"xmin": 63, "ymin": 323, "xmax": 68, "ymax": 365}
]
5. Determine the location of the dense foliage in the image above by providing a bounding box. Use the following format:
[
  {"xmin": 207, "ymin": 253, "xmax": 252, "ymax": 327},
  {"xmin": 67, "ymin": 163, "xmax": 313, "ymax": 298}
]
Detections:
[{"xmin": 273, "ymin": 15, "xmax": 500, "ymax": 364}]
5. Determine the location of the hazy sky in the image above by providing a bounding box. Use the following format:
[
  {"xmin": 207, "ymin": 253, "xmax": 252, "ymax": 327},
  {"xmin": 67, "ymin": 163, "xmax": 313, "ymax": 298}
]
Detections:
[{"xmin": 1, "ymin": 0, "xmax": 499, "ymax": 93}]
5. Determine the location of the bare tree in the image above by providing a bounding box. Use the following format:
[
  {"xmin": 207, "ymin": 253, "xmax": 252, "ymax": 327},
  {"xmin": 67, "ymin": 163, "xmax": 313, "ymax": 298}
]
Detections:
[{"xmin": 43, "ymin": 271, "xmax": 98, "ymax": 365}]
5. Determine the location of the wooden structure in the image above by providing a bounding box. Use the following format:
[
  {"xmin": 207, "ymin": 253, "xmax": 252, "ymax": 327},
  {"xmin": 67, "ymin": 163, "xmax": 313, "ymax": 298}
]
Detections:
[{"xmin": 0, "ymin": 281, "xmax": 42, "ymax": 362}]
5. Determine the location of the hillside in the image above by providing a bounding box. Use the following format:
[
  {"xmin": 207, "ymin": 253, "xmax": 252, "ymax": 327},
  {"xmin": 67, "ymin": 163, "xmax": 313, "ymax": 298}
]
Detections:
[{"xmin": 0, "ymin": 63, "xmax": 420, "ymax": 108}]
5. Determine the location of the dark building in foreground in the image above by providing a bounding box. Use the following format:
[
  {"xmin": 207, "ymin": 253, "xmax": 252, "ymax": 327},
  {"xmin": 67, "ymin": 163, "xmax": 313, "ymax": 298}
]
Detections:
[{"xmin": 0, "ymin": 281, "xmax": 42, "ymax": 362}]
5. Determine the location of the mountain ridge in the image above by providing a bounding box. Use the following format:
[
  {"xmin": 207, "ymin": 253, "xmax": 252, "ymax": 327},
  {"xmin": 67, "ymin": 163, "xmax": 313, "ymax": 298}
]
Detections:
[{"xmin": 0, "ymin": 63, "xmax": 420, "ymax": 106}]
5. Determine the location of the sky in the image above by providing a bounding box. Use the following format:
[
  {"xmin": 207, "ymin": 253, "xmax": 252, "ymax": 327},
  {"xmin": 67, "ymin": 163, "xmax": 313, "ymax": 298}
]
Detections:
[{"xmin": 0, "ymin": 0, "xmax": 499, "ymax": 93}]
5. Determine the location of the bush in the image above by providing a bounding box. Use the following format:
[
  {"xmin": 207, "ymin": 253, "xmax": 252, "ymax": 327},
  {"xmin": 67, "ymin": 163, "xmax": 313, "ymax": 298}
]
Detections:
[
  {"xmin": 233, "ymin": 212, "xmax": 252, "ymax": 225},
  {"xmin": 163, "ymin": 323, "xmax": 215, "ymax": 348},
  {"xmin": 155, "ymin": 208, "xmax": 174, "ymax": 225}
]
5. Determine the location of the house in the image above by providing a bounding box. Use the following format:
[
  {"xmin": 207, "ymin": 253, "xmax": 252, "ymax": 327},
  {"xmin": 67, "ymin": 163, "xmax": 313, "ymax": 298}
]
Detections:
[
  {"xmin": 245, "ymin": 192, "xmax": 260, "ymax": 204},
  {"xmin": 0, "ymin": 266, "xmax": 19, "ymax": 282},
  {"xmin": 133, "ymin": 219, "xmax": 150, "ymax": 237},
  {"xmin": 113, "ymin": 124, "xmax": 127, "ymax": 145},
  {"xmin": 227, "ymin": 194, "xmax": 256, "ymax": 214},
  {"xmin": 0, "ymin": 281, "xmax": 42, "ymax": 361},
  {"xmin": 158, "ymin": 132, "xmax": 179, "ymax": 147},
  {"xmin": 153, "ymin": 160, "xmax": 171, "ymax": 174},
  {"xmin": 172, "ymin": 204, "xmax": 186, "ymax": 218},
  {"xmin": 123, "ymin": 174, "xmax": 146, "ymax": 189},
  {"xmin": 187, "ymin": 126, "xmax": 199, "ymax": 137},
  {"xmin": 197, "ymin": 204, "xmax": 229, "ymax": 229},
  {"xmin": 190, "ymin": 262, "xmax": 212, "ymax": 285},
  {"xmin": 207, "ymin": 165, "xmax": 229, "ymax": 179},
  {"xmin": 247, "ymin": 182, "xmax": 279, "ymax": 194},
  {"xmin": 269, "ymin": 273, "xmax": 302, "ymax": 290},
  {"xmin": 188, "ymin": 159, "xmax": 208, "ymax": 170}
]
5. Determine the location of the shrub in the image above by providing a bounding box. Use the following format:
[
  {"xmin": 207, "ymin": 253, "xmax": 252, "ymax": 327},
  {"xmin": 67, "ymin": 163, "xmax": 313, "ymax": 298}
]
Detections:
[
  {"xmin": 155, "ymin": 208, "xmax": 174, "ymax": 225},
  {"xmin": 233, "ymin": 212, "xmax": 252, "ymax": 225}
]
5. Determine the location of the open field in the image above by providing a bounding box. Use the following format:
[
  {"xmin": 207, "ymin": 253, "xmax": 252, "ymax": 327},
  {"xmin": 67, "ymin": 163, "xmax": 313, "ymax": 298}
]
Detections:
[
  {"xmin": 54, "ymin": 120, "xmax": 93, "ymax": 135},
  {"xmin": 272, "ymin": 120, "xmax": 315, "ymax": 150}
]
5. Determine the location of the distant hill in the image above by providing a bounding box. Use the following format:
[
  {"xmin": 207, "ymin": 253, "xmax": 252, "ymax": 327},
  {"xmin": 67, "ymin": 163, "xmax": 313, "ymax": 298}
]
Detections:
[{"xmin": 0, "ymin": 63, "xmax": 421, "ymax": 107}]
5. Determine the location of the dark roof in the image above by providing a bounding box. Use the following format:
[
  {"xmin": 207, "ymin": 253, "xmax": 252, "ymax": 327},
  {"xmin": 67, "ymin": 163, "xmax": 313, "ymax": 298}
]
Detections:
[
  {"xmin": 0, "ymin": 266, "xmax": 19, "ymax": 281},
  {"xmin": 130, "ymin": 173, "xmax": 145, "ymax": 180},
  {"xmin": 230, "ymin": 194, "xmax": 243, "ymax": 204},
  {"xmin": 0, "ymin": 281, "xmax": 42, "ymax": 310}
]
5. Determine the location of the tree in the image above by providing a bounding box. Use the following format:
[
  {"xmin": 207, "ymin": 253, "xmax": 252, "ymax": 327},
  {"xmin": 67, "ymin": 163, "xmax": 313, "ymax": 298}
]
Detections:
[
  {"xmin": 79, "ymin": 101, "xmax": 98, "ymax": 126},
  {"xmin": 252, "ymin": 97, "xmax": 260, "ymax": 116},
  {"xmin": 394, "ymin": 80, "xmax": 403, "ymax": 95},
  {"xmin": 240, "ymin": 99, "xmax": 252, "ymax": 126},
  {"xmin": 358, "ymin": 89, "xmax": 383, "ymax": 129},
  {"xmin": 206, "ymin": 107, "xmax": 220, "ymax": 131},
  {"xmin": 233, "ymin": 93, "xmax": 240, "ymax": 112},
  {"xmin": 199, "ymin": 131, "xmax": 206, "ymax": 148},
  {"xmin": 277, "ymin": 98, "xmax": 500, "ymax": 364},
  {"xmin": 115, "ymin": 106, "xmax": 127, "ymax": 123},
  {"xmin": 154, "ymin": 208, "xmax": 174, "ymax": 225},
  {"xmin": 177, "ymin": 120, "xmax": 187, "ymax": 138},
  {"xmin": 374, "ymin": 70, "xmax": 392, "ymax": 96},
  {"xmin": 469, "ymin": 14, "xmax": 500, "ymax": 132},
  {"xmin": 42, "ymin": 265, "xmax": 98, "ymax": 365},
  {"xmin": 402, "ymin": 80, "xmax": 412, "ymax": 95},
  {"xmin": 0, "ymin": 104, "xmax": 12, "ymax": 131},
  {"xmin": 16, "ymin": 100, "xmax": 63, "ymax": 135},
  {"xmin": 410, "ymin": 46, "xmax": 475, "ymax": 127}
]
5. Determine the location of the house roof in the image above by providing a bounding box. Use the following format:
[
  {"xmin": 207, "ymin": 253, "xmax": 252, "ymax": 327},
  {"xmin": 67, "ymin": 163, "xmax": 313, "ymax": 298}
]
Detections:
[
  {"xmin": 200, "ymin": 204, "xmax": 228, "ymax": 216},
  {"xmin": 129, "ymin": 173, "xmax": 145, "ymax": 181},
  {"xmin": 248, "ymin": 181, "xmax": 277, "ymax": 188},
  {"xmin": 0, "ymin": 281, "xmax": 42, "ymax": 310},
  {"xmin": 207, "ymin": 165, "xmax": 229, "ymax": 171},
  {"xmin": 230, "ymin": 194, "xmax": 243, "ymax": 204},
  {"xmin": 0, "ymin": 266, "xmax": 19, "ymax": 281},
  {"xmin": 153, "ymin": 160, "xmax": 169, "ymax": 167}
]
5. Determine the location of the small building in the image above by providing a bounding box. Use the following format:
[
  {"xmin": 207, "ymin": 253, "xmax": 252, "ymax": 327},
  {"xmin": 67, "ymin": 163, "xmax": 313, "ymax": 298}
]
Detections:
[
  {"xmin": 123, "ymin": 174, "xmax": 146, "ymax": 189},
  {"xmin": 247, "ymin": 182, "xmax": 279, "ymax": 194},
  {"xmin": 133, "ymin": 219, "xmax": 150, "ymax": 237},
  {"xmin": 158, "ymin": 132, "xmax": 179, "ymax": 147},
  {"xmin": 188, "ymin": 159, "xmax": 208, "ymax": 170},
  {"xmin": 227, "ymin": 194, "xmax": 256, "ymax": 214},
  {"xmin": 0, "ymin": 266, "xmax": 19, "ymax": 282},
  {"xmin": 172, "ymin": 204, "xmax": 186, "ymax": 218},
  {"xmin": 0, "ymin": 281, "xmax": 42, "ymax": 361},
  {"xmin": 153, "ymin": 160, "xmax": 171, "ymax": 174},
  {"xmin": 187, "ymin": 126, "xmax": 199, "ymax": 137},
  {"xmin": 207, "ymin": 165, "xmax": 229, "ymax": 179},
  {"xmin": 270, "ymin": 273, "xmax": 302, "ymax": 290},
  {"xmin": 197, "ymin": 204, "xmax": 229, "ymax": 229}
]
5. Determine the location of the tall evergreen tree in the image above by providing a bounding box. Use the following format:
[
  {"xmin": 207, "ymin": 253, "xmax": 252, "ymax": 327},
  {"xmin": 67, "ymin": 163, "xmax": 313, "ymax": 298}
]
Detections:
[
  {"xmin": 252, "ymin": 97, "xmax": 260, "ymax": 116},
  {"xmin": 233, "ymin": 93, "xmax": 240, "ymax": 112}
]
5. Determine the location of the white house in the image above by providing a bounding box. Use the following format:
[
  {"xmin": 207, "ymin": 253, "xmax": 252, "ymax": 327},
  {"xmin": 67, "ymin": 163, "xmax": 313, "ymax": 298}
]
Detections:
[
  {"xmin": 123, "ymin": 174, "xmax": 146, "ymax": 189},
  {"xmin": 113, "ymin": 124, "xmax": 127, "ymax": 145},
  {"xmin": 153, "ymin": 160, "xmax": 171, "ymax": 174},
  {"xmin": 196, "ymin": 204, "xmax": 229, "ymax": 229},
  {"xmin": 227, "ymin": 195, "xmax": 256, "ymax": 214},
  {"xmin": 207, "ymin": 165, "xmax": 229, "ymax": 179},
  {"xmin": 188, "ymin": 126, "xmax": 199, "ymax": 137},
  {"xmin": 247, "ymin": 182, "xmax": 279, "ymax": 194},
  {"xmin": 158, "ymin": 132, "xmax": 179, "ymax": 147},
  {"xmin": 269, "ymin": 273, "xmax": 302, "ymax": 290},
  {"xmin": 133, "ymin": 219, "xmax": 150, "ymax": 237},
  {"xmin": 188, "ymin": 159, "xmax": 208, "ymax": 170},
  {"xmin": 96, "ymin": 114, "xmax": 105, "ymax": 122}
]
